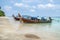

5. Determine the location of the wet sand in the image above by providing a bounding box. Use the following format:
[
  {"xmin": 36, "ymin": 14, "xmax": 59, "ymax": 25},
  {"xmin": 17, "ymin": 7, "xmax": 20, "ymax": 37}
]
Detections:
[{"xmin": 0, "ymin": 17, "xmax": 60, "ymax": 40}]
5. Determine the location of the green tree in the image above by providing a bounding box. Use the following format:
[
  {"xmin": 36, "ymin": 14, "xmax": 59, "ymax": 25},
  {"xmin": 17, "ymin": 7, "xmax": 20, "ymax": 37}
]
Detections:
[{"xmin": 0, "ymin": 7, "xmax": 5, "ymax": 16}]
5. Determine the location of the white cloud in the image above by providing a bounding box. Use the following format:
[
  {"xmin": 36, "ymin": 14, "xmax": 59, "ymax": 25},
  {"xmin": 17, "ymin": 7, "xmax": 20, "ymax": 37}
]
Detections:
[
  {"xmin": 49, "ymin": 0, "xmax": 53, "ymax": 3},
  {"xmin": 4, "ymin": 6, "xmax": 12, "ymax": 10},
  {"xmin": 14, "ymin": 3, "xmax": 37, "ymax": 9},
  {"xmin": 14, "ymin": 2, "xmax": 58, "ymax": 10},
  {"xmin": 46, "ymin": 3, "xmax": 55, "ymax": 8},
  {"xmin": 14, "ymin": 3, "xmax": 30, "ymax": 8},
  {"xmin": 22, "ymin": 0, "xmax": 34, "ymax": 3},
  {"xmin": 32, "ymin": 6, "xmax": 36, "ymax": 9},
  {"xmin": 30, "ymin": 9, "xmax": 35, "ymax": 12},
  {"xmin": 37, "ymin": 4, "xmax": 45, "ymax": 8},
  {"xmin": 14, "ymin": 3, "xmax": 24, "ymax": 7},
  {"xmin": 37, "ymin": 3, "xmax": 55, "ymax": 9},
  {"xmin": 22, "ymin": 0, "xmax": 41, "ymax": 3}
]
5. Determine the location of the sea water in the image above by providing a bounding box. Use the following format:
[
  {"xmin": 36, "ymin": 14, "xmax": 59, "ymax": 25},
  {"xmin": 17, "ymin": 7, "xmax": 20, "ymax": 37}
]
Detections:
[{"xmin": 0, "ymin": 17, "xmax": 60, "ymax": 40}]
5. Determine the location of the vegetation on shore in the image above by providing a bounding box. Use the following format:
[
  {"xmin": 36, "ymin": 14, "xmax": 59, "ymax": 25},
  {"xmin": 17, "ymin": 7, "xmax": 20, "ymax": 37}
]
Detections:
[{"xmin": 0, "ymin": 7, "xmax": 5, "ymax": 16}]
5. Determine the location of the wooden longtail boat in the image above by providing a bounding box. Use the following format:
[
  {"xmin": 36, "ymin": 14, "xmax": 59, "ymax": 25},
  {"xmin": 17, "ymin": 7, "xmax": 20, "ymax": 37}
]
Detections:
[
  {"xmin": 21, "ymin": 17, "xmax": 52, "ymax": 23},
  {"xmin": 20, "ymin": 15, "xmax": 52, "ymax": 23},
  {"xmin": 13, "ymin": 13, "xmax": 52, "ymax": 23}
]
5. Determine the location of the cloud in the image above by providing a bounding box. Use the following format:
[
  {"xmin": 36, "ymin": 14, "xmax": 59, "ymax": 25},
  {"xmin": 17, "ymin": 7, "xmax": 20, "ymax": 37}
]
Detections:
[
  {"xmin": 4, "ymin": 6, "xmax": 12, "ymax": 11},
  {"xmin": 22, "ymin": 0, "xmax": 34, "ymax": 3},
  {"xmin": 30, "ymin": 9, "xmax": 35, "ymax": 12},
  {"xmin": 14, "ymin": 3, "xmax": 24, "ymax": 7},
  {"xmin": 32, "ymin": 6, "xmax": 36, "ymax": 9},
  {"xmin": 37, "ymin": 3, "xmax": 55, "ymax": 9},
  {"xmin": 46, "ymin": 3, "xmax": 55, "ymax": 8},
  {"xmin": 37, "ymin": 4, "xmax": 45, "ymax": 8},
  {"xmin": 22, "ymin": 0, "xmax": 42, "ymax": 3},
  {"xmin": 14, "ymin": 3, "xmax": 30, "ymax": 8},
  {"xmin": 14, "ymin": 2, "xmax": 59, "ymax": 10},
  {"xmin": 49, "ymin": 0, "xmax": 53, "ymax": 3}
]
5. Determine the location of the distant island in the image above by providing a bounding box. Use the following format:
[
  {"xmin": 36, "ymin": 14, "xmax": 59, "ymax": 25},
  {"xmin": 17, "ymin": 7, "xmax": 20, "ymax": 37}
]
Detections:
[{"xmin": 0, "ymin": 7, "xmax": 5, "ymax": 16}]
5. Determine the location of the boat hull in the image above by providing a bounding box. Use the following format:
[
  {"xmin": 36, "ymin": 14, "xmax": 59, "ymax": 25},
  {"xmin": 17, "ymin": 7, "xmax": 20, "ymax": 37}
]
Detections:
[
  {"xmin": 14, "ymin": 17, "xmax": 20, "ymax": 21},
  {"xmin": 21, "ymin": 18, "xmax": 52, "ymax": 23}
]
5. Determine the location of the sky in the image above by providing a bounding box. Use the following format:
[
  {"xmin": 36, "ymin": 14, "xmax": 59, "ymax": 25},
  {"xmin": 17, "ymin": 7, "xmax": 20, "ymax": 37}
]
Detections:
[{"xmin": 0, "ymin": 0, "xmax": 60, "ymax": 17}]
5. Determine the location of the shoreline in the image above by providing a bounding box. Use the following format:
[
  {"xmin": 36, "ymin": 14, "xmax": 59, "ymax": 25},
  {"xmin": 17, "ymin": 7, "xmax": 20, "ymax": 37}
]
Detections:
[{"xmin": 0, "ymin": 17, "xmax": 60, "ymax": 40}]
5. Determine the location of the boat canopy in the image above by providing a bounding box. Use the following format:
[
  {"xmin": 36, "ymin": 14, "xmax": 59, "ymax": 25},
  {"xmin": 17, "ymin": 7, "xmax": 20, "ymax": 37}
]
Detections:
[{"xmin": 22, "ymin": 15, "xmax": 38, "ymax": 20}]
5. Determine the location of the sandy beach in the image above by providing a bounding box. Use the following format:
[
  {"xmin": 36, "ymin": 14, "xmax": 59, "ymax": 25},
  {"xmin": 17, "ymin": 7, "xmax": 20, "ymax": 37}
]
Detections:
[{"xmin": 0, "ymin": 17, "xmax": 60, "ymax": 40}]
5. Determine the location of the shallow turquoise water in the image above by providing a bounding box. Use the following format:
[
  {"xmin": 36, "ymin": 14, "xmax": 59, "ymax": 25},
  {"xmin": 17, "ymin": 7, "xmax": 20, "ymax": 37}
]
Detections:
[{"xmin": 12, "ymin": 17, "xmax": 60, "ymax": 40}]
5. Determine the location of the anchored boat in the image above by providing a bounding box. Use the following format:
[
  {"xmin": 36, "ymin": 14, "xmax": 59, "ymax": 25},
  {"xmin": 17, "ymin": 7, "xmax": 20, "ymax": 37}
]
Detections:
[
  {"xmin": 20, "ymin": 15, "xmax": 52, "ymax": 23},
  {"xmin": 21, "ymin": 16, "xmax": 52, "ymax": 23},
  {"xmin": 13, "ymin": 13, "xmax": 52, "ymax": 23}
]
